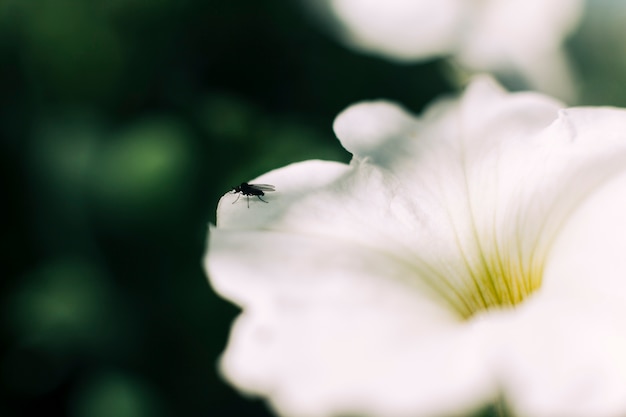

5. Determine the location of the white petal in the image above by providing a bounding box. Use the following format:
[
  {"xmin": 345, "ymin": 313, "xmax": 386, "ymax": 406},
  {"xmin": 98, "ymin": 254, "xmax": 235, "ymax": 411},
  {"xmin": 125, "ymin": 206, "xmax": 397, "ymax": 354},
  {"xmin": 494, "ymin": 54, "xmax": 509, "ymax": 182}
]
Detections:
[
  {"xmin": 545, "ymin": 169, "xmax": 626, "ymax": 302},
  {"xmin": 206, "ymin": 228, "xmax": 497, "ymax": 417},
  {"xmin": 323, "ymin": 0, "xmax": 466, "ymax": 60},
  {"xmin": 333, "ymin": 76, "xmax": 564, "ymax": 165},
  {"xmin": 332, "ymin": 100, "xmax": 419, "ymax": 162},
  {"xmin": 306, "ymin": 0, "xmax": 583, "ymax": 99},
  {"xmin": 494, "ymin": 293, "xmax": 626, "ymax": 417},
  {"xmin": 456, "ymin": 0, "xmax": 584, "ymax": 102},
  {"xmin": 493, "ymin": 107, "xmax": 626, "ymax": 417}
]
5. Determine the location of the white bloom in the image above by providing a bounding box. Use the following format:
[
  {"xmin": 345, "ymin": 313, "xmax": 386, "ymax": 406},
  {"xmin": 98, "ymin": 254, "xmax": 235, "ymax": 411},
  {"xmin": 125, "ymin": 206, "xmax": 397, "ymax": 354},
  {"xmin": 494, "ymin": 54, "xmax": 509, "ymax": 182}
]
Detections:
[
  {"xmin": 205, "ymin": 77, "xmax": 626, "ymax": 417},
  {"xmin": 307, "ymin": 0, "xmax": 583, "ymax": 102}
]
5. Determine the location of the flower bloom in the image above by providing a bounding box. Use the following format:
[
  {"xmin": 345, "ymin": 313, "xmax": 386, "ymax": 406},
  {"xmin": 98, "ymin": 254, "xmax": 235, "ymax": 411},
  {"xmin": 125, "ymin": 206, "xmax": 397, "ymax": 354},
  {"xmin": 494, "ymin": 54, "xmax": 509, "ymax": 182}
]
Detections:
[
  {"xmin": 306, "ymin": 0, "xmax": 583, "ymax": 102},
  {"xmin": 205, "ymin": 77, "xmax": 626, "ymax": 417}
]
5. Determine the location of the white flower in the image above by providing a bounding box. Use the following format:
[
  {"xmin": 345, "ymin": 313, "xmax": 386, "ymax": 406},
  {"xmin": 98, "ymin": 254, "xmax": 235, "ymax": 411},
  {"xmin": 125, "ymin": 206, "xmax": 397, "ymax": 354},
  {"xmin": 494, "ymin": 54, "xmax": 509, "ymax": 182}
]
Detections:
[
  {"xmin": 204, "ymin": 77, "xmax": 626, "ymax": 417},
  {"xmin": 306, "ymin": 0, "xmax": 583, "ymax": 102}
]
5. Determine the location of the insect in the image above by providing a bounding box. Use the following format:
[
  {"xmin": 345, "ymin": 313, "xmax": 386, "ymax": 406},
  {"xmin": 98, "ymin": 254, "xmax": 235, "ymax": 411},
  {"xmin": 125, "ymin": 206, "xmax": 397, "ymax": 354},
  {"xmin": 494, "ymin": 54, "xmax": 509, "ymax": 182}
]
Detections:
[{"xmin": 230, "ymin": 183, "xmax": 276, "ymax": 208}]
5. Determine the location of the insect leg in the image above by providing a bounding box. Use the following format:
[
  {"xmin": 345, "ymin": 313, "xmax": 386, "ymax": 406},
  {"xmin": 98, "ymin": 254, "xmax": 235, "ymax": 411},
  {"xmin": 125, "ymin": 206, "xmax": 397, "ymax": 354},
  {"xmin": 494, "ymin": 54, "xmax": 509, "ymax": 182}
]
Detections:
[
  {"xmin": 256, "ymin": 195, "xmax": 269, "ymax": 203},
  {"xmin": 232, "ymin": 194, "xmax": 241, "ymax": 204}
]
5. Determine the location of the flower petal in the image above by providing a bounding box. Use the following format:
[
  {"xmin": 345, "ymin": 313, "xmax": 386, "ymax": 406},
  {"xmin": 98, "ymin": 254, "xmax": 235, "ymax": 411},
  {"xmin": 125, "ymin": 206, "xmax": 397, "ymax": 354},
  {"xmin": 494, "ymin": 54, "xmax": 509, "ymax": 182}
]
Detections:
[
  {"xmin": 206, "ymin": 228, "xmax": 497, "ymax": 417},
  {"xmin": 495, "ymin": 293, "xmax": 626, "ymax": 417},
  {"xmin": 456, "ymin": 0, "xmax": 583, "ymax": 102},
  {"xmin": 322, "ymin": 0, "xmax": 466, "ymax": 60},
  {"xmin": 333, "ymin": 76, "xmax": 564, "ymax": 166},
  {"xmin": 545, "ymin": 169, "xmax": 626, "ymax": 302},
  {"xmin": 307, "ymin": 0, "xmax": 583, "ymax": 100}
]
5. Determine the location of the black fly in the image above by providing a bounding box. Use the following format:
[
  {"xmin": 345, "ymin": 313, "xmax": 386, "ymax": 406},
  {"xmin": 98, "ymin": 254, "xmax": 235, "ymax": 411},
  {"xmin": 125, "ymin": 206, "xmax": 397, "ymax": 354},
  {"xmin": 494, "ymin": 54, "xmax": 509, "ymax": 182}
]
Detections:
[{"xmin": 231, "ymin": 183, "xmax": 276, "ymax": 208}]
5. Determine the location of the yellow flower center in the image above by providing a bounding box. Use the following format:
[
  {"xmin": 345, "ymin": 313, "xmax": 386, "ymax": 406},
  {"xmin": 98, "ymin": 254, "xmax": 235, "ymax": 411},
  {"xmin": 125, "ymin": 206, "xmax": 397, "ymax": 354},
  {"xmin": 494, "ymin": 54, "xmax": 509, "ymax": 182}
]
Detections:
[
  {"xmin": 454, "ymin": 248, "xmax": 544, "ymax": 319},
  {"xmin": 406, "ymin": 198, "xmax": 558, "ymax": 320},
  {"xmin": 411, "ymin": 242, "xmax": 545, "ymax": 320}
]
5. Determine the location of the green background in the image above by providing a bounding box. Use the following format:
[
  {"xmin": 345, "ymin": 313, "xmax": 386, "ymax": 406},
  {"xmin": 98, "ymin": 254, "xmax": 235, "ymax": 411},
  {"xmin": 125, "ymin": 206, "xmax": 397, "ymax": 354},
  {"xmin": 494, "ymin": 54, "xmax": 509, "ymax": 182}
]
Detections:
[{"xmin": 2, "ymin": 0, "xmax": 625, "ymax": 416}]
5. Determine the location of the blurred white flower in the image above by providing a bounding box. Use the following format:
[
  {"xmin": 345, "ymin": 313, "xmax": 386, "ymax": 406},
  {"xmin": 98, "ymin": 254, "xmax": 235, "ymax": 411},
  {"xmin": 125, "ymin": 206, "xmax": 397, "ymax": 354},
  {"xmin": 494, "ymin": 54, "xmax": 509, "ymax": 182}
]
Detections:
[
  {"xmin": 205, "ymin": 77, "xmax": 626, "ymax": 417},
  {"xmin": 306, "ymin": 0, "xmax": 584, "ymax": 102}
]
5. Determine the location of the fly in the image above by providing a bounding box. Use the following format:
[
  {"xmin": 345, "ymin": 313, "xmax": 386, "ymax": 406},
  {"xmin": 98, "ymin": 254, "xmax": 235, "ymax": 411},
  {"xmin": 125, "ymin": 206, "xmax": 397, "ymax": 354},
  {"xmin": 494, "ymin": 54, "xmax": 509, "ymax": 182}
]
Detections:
[{"xmin": 230, "ymin": 183, "xmax": 276, "ymax": 208}]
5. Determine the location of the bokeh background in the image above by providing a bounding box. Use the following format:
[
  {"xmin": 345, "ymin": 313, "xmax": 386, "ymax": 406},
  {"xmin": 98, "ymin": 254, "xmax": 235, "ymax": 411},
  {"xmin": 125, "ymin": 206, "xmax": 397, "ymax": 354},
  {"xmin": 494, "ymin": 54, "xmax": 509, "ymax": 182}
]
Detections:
[{"xmin": 3, "ymin": 0, "xmax": 626, "ymax": 416}]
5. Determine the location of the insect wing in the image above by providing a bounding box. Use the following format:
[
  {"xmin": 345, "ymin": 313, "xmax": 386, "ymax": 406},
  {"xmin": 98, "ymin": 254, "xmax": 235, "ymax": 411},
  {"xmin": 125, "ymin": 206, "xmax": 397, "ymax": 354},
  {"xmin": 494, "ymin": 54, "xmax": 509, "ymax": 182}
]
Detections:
[{"xmin": 248, "ymin": 183, "xmax": 275, "ymax": 192}]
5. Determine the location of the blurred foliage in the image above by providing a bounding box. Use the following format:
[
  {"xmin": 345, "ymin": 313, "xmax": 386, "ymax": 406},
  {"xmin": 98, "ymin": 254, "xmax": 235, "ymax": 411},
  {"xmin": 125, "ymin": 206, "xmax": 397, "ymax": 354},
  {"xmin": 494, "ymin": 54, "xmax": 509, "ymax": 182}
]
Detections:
[{"xmin": 2, "ymin": 0, "xmax": 626, "ymax": 416}]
